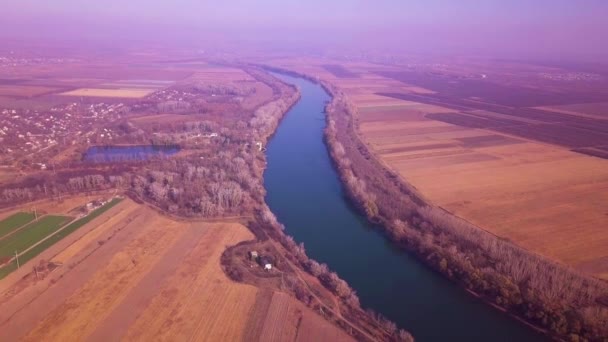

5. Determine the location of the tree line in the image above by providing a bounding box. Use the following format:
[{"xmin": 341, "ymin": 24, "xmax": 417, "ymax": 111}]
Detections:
[{"xmin": 324, "ymin": 88, "xmax": 608, "ymax": 341}]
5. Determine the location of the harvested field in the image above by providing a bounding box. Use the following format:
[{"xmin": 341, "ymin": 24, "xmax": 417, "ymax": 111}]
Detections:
[
  {"xmin": 121, "ymin": 221, "xmax": 257, "ymax": 342},
  {"xmin": 241, "ymin": 81, "xmax": 275, "ymax": 110},
  {"xmin": 59, "ymin": 88, "xmax": 154, "ymax": 98},
  {"xmin": 455, "ymin": 134, "xmax": 524, "ymax": 148},
  {"xmin": 190, "ymin": 68, "xmax": 255, "ymax": 81},
  {"xmin": 322, "ymin": 64, "xmax": 359, "ymax": 78},
  {"xmin": 257, "ymin": 291, "xmax": 353, "ymax": 342},
  {"xmin": 99, "ymin": 79, "xmax": 173, "ymax": 89},
  {"xmin": 0, "ymin": 199, "xmax": 349, "ymax": 341},
  {"xmin": 377, "ymin": 93, "xmax": 608, "ymax": 151},
  {"xmin": 275, "ymin": 60, "xmax": 608, "ymax": 280},
  {"xmin": 376, "ymin": 71, "xmax": 608, "ymax": 106},
  {"xmin": 0, "ymin": 85, "xmax": 59, "ymax": 97},
  {"xmin": 355, "ymin": 97, "xmax": 608, "ymax": 279},
  {"xmin": 536, "ymin": 102, "xmax": 608, "ymax": 120}
]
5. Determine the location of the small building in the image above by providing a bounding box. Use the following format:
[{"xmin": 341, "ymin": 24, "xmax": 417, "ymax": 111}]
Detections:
[
  {"xmin": 248, "ymin": 251, "xmax": 259, "ymax": 261},
  {"xmin": 258, "ymin": 256, "xmax": 273, "ymax": 271}
]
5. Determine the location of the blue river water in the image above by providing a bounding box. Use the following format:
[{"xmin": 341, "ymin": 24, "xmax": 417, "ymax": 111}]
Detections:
[{"xmin": 263, "ymin": 73, "xmax": 545, "ymax": 341}]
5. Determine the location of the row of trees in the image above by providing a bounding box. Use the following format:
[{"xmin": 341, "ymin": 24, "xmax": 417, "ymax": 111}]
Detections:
[
  {"xmin": 249, "ymin": 91, "xmax": 300, "ymax": 142},
  {"xmin": 126, "ymin": 68, "xmax": 301, "ymax": 215},
  {"xmin": 324, "ymin": 89, "xmax": 608, "ymax": 341},
  {"xmin": 0, "ymin": 172, "xmax": 122, "ymax": 205},
  {"xmin": 255, "ymin": 206, "xmax": 414, "ymax": 342},
  {"xmin": 1, "ymin": 68, "xmax": 416, "ymax": 341}
]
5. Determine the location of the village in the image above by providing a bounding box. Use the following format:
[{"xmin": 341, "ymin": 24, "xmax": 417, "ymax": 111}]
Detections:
[
  {"xmin": 0, "ymin": 102, "xmax": 126, "ymax": 167},
  {"xmin": 0, "ymin": 54, "xmax": 77, "ymax": 69}
]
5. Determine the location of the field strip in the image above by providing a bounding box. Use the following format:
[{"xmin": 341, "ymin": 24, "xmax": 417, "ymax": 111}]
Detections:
[
  {"xmin": 123, "ymin": 223, "xmax": 257, "ymax": 342},
  {"xmin": 243, "ymin": 289, "xmax": 274, "ymax": 341},
  {"xmin": 52, "ymin": 202, "xmax": 134, "ymax": 263},
  {"xmin": 124, "ymin": 226, "xmax": 226, "ymax": 340},
  {"xmin": 0, "ymin": 215, "xmax": 71, "ymax": 262},
  {"xmin": 0, "ymin": 212, "xmax": 36, "ymax": 241},
  {"xmin": 259, "ymin": 291, "xmax": 293, "ymax": 341},
  {"xmin": 21, "ymin": 218, "xmax": 186, "ymax": 341},
  {"xmin": 85, "ymin": 223, "xmax": 206, "ymax": 341},
  {"xmin": 0, "ymin": 206, "xmax": 149, "ymax": 341},
  {"xmin": 10, "ymin": 217, "xmax": 79, "ymax": 259},
  {"xmin": 0, "ymin": 199, "xmax": 123, "ymax": 281}
]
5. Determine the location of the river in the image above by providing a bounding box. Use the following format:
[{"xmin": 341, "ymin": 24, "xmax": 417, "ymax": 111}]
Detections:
[{"xmin": 263, "ymin": 73, "xmax": 545, "ymax": 341}]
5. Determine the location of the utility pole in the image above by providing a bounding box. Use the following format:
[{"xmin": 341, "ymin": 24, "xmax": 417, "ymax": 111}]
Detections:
[{"xmin": 15, "ymin": 250, "xmax": 19, "ymax": 269}]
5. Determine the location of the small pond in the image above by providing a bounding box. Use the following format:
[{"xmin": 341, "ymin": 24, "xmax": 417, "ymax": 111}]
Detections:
[{"xmin": 83, "ymin": 145, "xmax": 180, "ymax": 163}]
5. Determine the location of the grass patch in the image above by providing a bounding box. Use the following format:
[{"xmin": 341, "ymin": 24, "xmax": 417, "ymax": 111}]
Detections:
[
  {"xmin": 0, "ymin": 198, "xmax": 122, "ymax": 279},
  {"xmin": 0, "ymin": 215, "xmax": 71, "ymax": 259},
  {"xmin": 0, "ymin": 212, "xmax": 36, "ymax": 239}
]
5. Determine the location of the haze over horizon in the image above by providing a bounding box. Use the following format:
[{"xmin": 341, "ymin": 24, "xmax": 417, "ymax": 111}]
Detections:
[{"xmin": 3, "ymin": 0, "xmax": 608, "ymax": 62}]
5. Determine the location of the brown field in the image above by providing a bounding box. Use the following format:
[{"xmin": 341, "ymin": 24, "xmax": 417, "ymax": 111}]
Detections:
[
  {"xmin": 130, "ymin": 113, "xmax": 203, "ymax": 125},
  {"xmin": 0, "ymin": 199, "xmax": 352, "ymax": 341},
  {"xmin": 359, "ymin": 97, "xmax": 608, "ymax": 277},
  {"xmin": 190, "ymin": 68, "xmax": 255, "ymax": 82},
  {"xmin": 59, "ymin": 88, "xmax": 155, "ymax": 98},
  {"xmin": 536, "ymin": 102, "xmax": 608, "ymax": 120},
  {"xmin": 241, "ymin": 81, "xmax": 275, "ymax": 110},
  {"xmin": 255, "ymin": 291, "xmax": 353, "ymax": 342},
  {"xmin": 0, "ymin": 85, "xmax": 59, "ymax": 97},
  {"xmin": 267, "ymin": 58, "xmax": 608, "ymax": 280},
  {"xmin": 357, "ymin": 99, "xmax": 608, "ymax": 279},
  {"xmin": 0, "ymin": 193, "xmax": 106, "ymax": 223}
]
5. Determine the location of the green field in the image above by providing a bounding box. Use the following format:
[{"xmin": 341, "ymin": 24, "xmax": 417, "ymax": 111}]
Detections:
[
  {"xmin": 0, "ymin": 215, "xmax": 71, "ymax": 259},
  {"xmin": 0, "ymin": 198, "xmax": 122, "ymax": 279},
  {"xmin": 0, "ymin": 212, "xmax": 36, "ymax": 239}
]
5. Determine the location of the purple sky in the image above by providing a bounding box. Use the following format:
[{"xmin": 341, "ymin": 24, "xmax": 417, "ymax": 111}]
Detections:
[{"xmin": 3, "ymin": 0, "xmax": 608, "ymax": 61}]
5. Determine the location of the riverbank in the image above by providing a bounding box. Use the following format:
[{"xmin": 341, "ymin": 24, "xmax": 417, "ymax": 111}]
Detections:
[
  {"xmin": 232, "ymin": 70, "xmax": 412, "ymax": 341},
  {"xmin": 0, "ymin": 69, "xmax": 400, "ymax": 341},
  {"xmin": 322, "ymin": 81, "xmax": 608, "ymax": 341},
  {"xmin": 261, "ymin": 66, "xmax": 607, "ymax": 341},
  {"xmin": 262, "ymin": 72, "xmax": 548, "ymax": 341}
]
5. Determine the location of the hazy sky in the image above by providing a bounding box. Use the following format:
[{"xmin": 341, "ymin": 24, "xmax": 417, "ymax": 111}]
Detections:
[{"xmin": 3, "ymin": 0, "xmax": 608, "ymax": 61}]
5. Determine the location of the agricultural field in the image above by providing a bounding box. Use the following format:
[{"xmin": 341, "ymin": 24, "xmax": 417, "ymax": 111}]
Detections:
[
  {"xmin": 251, "ymin": 291, "xmax": 353, "ymax": 342},
  {"xmin": 0, "ymin": 85, "xmax": 59, "ymax": 98},
  {"xmin": 59, "ymin": 88, "xmax": 155, "ymax": 98},
  {"xmin": 0, "ymin": 215, "xmax": 71, "ymax": 260},
  {"xmin": 0, "ymin": 197, "xmax": 121, "ymax": 279},
  {"xmin": 0, "ymin": 199, "xmax": 352, "ymax": 341},
  {"xmin": 0, "ymin": 212, "xmax": 35, "ymax": 238},
  {"xmin": 59, "ymin": 79, "xmax": 174, "ymax": 99},
  {"xmin": 267, "ymin": 58, "xmax": 608, "ymax": 280},
  {"xmin": 536, "ymin": 102, "xmax": 608, "ymax": 119}
]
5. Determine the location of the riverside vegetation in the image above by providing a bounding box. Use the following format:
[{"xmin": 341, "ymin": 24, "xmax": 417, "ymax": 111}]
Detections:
[
  {"xmin": 0, "ymin": 65, "xmax": 414, "ymax": 341},
  {"xmin": 319, "ymin": 80, "xmax": 608, "ymax": 341}
]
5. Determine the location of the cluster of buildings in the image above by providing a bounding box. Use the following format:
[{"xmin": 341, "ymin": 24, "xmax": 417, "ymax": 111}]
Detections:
[
  {"xmin": 248, "ymin": 250, "xmax": 273, "ymax": 271},
  {"xmin": 0, "ymin": 55, "xmax": 78, "ymax": 68},
  {"xmin": 538, "ymin": 72, "xmax": 603, "ymax": 82},
  {"xmin": 147, "ymin": 88, "xmax": 200, "ymax": 103},
  {"xmin": 0, "ymin": 102, "xmax": 125, "ymax": 164}
]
